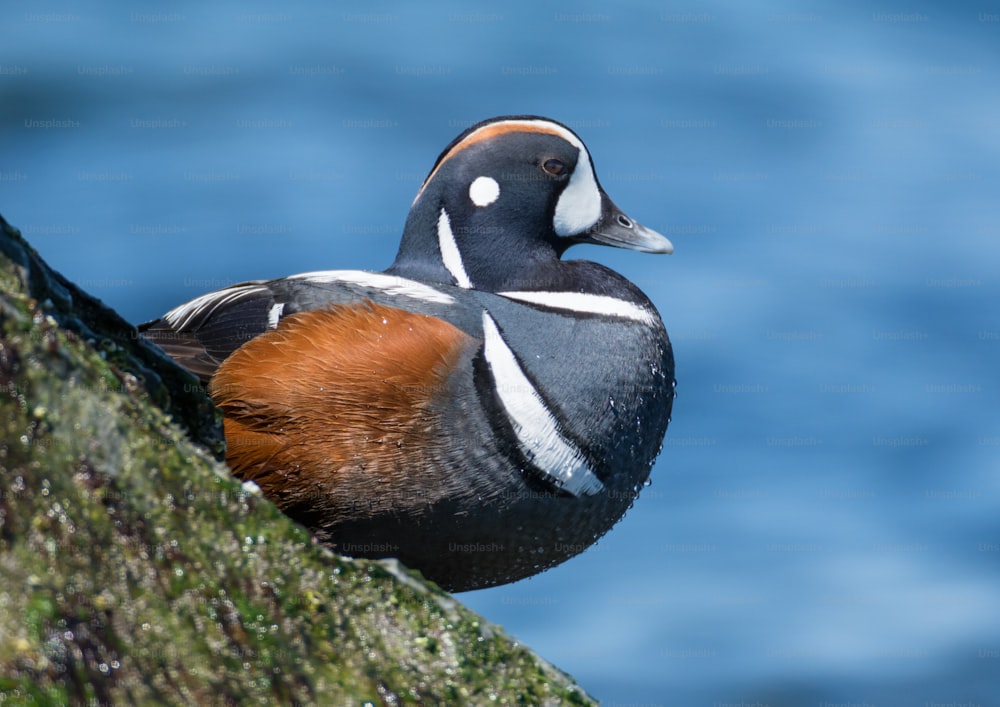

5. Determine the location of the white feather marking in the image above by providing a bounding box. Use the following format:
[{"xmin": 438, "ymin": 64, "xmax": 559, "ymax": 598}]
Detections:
[
  {"xmin": 482, "ymin": 118, "xmax": 600, "ymax": 235},
  {"xmin": 413, "ymin": 117, "xmax": 595, "ymax": 206},
  {"xmin": 287, "ymin": 270, "xmax": 455, "ymax": 304},
  {"xmin": 481, "ymin": 311, "xmax": 604, "ymax": 497},
  {"xmin": 553, "ymin": 147, "xmax": 602, "ymax": 236},
  {"xmin": 162, "ymin": 285, "xmax": 269, "ymax": 330},
  {"xmin": 267, "ymin": 302, "xmax": 285, "ymax": 329},
  {"xmin": 469, "ymin": 175, "xmax": 500, "ymax": 207},
  {"xmin": 437, "ymin": 208, "xmax": 472, "ymax": 288},
  {"xmin": 498, "ymin": 291, "xmax": 656, "ymax": 325}
]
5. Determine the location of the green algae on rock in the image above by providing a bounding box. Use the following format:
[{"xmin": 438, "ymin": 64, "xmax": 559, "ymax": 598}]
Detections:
[{"xmin": 0, "ymin": 214, "xmax": 594, "ymax": 705}]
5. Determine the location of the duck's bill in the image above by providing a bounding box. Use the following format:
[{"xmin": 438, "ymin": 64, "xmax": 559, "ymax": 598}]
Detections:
[{"xmin": 579, "ymin": 197, "xmax": 673, "ymax": 254}]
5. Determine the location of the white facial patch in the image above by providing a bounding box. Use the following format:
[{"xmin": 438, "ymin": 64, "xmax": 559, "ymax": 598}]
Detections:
[
  {"xmin": 480, "ymin": 311, "xmax": 605, "ymax": 497},
  {"xmin": 436, "ymin": 208, "xmax": 472, "ymax": 288},
  {"xmin": 469, "ymin": 176, "xmax": 500, "ymax": 207},
  {"xmin": 553, "ymin": 147, "xmax": 603, "ymax": 236}
]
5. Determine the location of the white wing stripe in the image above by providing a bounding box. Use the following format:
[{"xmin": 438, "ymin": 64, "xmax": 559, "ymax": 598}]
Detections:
[
  {"xmin": 287, "ymin": 270, "xmax": 455, "ymax": 304},
  {"xmin": 266, "ymin": 303, "xmax": 285, "ymax": 329},
  {"xmin": 162, "ymin": 285, "xmax": 269, "ymax": 330},
  {"xmin": 164, "ymin": 270, "xmax": 456, "ymax": 331}
]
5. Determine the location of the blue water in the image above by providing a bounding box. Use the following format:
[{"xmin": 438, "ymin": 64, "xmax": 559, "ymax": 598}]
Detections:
[{"xmin": 3, "ymin": 1, "xmax": 998, "ymax": 703}]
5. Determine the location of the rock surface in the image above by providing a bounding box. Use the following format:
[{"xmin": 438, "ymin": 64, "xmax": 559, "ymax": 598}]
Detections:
[{"xmin": 0, "ymin": 214, "xmax": 593, "ymax": 705}]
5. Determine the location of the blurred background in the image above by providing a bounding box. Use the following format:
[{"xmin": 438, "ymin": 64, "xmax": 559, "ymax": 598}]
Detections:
[{"xmin": 2, "ymin": 1, "xmax": 998, "ymax": 704}]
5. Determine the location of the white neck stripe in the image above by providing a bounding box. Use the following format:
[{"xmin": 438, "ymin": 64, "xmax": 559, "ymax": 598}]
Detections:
[
  {"xmin": 481, "ymin": 311, "xmax": 604, "ymax": 497},
  {"xmin": 498, "ymin": 290, "xmax": 656, "ymax": 325},
  {"xmin": 437, "ymin": 208, "xmax": 472, "ymax": 289}
]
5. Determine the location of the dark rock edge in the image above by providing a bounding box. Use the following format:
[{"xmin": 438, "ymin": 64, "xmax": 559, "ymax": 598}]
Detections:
[{"xmin": 0, "ymin": 214, "xmax": 594, "ymax": 706}]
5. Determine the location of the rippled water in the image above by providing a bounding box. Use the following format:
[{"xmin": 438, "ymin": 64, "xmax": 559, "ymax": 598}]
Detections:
[{"xmin": 3, "ymin": 1, "xmax": 998, "ymax": 703}]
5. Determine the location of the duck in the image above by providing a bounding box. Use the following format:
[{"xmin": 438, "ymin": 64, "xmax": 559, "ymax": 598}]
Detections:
[{"xmin": 140, "ymin": 115, "xmax": 675, "ymax": 591}]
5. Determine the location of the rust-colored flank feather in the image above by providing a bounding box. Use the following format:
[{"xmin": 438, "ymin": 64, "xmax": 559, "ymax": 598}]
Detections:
[{"xmin": 209, "ymin": 301, "xmax": 475, "ymax": 515}]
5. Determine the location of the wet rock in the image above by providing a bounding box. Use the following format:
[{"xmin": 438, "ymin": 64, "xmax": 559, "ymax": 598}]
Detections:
[{"xmin": 0, "ymin": 214, "xmax": 593, "ymax": 705}]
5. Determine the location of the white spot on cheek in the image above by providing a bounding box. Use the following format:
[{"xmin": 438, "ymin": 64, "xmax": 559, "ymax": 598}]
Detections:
[{"xmin": 469, "ymin": 176, "xmax": 500, "ymax": 207}]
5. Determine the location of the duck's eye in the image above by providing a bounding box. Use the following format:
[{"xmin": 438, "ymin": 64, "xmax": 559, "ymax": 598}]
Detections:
[{"xmin": 542, "ymin": 158, "xmax": 567, "ymax": 176}]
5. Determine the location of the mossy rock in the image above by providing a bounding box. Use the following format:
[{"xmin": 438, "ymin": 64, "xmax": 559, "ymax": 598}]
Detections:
[{"xmin": 0, "ymin": 214, "xmax": 594, "ymax": 705}]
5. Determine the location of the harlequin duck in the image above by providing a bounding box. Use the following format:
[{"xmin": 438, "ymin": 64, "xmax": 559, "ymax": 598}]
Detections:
[{"xmin": 141, "ymin": 116, "xmax": 675, "ymax": 592}]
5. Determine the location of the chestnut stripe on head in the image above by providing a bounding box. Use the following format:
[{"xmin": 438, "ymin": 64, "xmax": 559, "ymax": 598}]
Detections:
[{"xmin": 412, "ymin": 118, "xmax": 591, "ymax": 206}]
